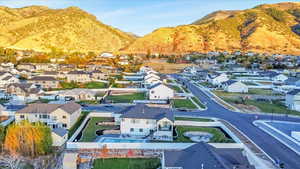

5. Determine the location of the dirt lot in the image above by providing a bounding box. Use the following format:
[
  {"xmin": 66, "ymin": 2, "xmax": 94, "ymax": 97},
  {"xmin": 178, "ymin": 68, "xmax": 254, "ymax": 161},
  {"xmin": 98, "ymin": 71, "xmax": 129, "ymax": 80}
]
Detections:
[{"xmin": 142, "ymin": 59, "xmax": 195, "ymax": 73}]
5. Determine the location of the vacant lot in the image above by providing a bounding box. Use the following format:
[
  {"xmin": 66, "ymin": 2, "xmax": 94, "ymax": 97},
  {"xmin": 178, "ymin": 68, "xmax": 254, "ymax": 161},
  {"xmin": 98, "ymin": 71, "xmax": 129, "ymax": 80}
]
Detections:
[
  {"xmin": 106, "ymin": 92, "xmax": 146, "ymax": 103},
  {"xmin": 93, "ymin": 158, "xmax": 160, "ymax": 169},
  {"xmin": 143, "ymin": 59, "xmax": 194, "ymax": 73}
]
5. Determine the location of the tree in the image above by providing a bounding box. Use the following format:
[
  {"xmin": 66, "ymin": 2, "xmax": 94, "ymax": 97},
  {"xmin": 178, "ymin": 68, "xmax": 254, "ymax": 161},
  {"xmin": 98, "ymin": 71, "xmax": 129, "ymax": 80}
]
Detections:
[
  {"xmin": 4, "ymin": 121, "xmax": 52, "ymax": 157},
  {"xmin": 0, "ymin": 126, "xmax": 6, "ymax": 152}
]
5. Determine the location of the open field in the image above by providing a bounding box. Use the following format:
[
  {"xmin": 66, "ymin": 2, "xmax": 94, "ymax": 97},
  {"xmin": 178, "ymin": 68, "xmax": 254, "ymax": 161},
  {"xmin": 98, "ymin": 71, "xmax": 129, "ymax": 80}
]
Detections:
[
  {"xmin": 93, "ymin": 158, "xmax": 160, "ymax": 169},
  {"xmin": 143, "ymin": 59, "xmax": 194, "ymax": 73},
  {"xmin": 175, "ymin": 126, "xmax": 234, "ymax": 143},
  {"xmin": 191, "ymin": 97, "xmax": 206, "ymax": 109},
  {"xmin": 106, "ymin": 92, "xmax": 146, "ymax": 103}
]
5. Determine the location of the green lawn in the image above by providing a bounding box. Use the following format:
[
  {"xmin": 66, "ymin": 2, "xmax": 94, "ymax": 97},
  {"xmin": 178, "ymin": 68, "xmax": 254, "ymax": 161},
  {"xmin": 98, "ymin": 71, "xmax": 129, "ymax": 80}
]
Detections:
[
  {"xmin": 80, "ymin": 117, "xmax": 115, "ymax": 142},
  {"xmin": 248, "ymin": 89, "xmax": 280, "ymax": 95},
  {"xmin": 68, "ymin": 111, "xmax": 89, "ymax": 138},
  {"xmin": 199, "ymin": 82, "xmax": 214, "ymax": 88},
  {"xmin": 106, "ymin": 92, "xmax": 146, "ymax": 103},
  {"xmin": 172, "ymin": 99, "xmax": 197, "ymax": 109},
  {"xmin": 84, "ymin": 82, "xmax": 107, "ymax": 89},
  {"xmin": 175, "ymin": 117, "xmax": 214, "ymax": 122},
  {"xmin": 243, "ymin": 82, "xmax": 258, "ymax": 86},
  {"xmin": 60, "ymin": 81, "xmax": 79, "ymax": 89},
  {"xmin": 175, "ymin": 126, "xmax": 234, "ymax": 143},
  {"xmin": 170, "ymin": 85, "xmax": 183, "ymax": 93},
  {"xmin": 191, "ymin": 97, "xmax": 206, "ymax": 109},
  {"xmin": 93, "ymin": 158, "xmax": 160, "ymax": 169},
  {"xmin": 76, "ymin": 100, "xmax": 99, "ymax": 105}
]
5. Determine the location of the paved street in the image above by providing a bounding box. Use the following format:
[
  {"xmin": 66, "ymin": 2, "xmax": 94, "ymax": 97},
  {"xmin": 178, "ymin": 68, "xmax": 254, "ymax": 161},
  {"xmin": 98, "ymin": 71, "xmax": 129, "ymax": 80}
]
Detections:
[{"xmin": 173, "ymin": 74, "xmax": 300, "ymax": 169}]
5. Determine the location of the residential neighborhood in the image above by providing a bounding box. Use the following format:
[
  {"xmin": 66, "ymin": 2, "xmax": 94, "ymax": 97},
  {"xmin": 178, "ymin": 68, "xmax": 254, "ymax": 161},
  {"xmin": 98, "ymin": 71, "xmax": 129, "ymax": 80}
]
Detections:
[{"xmin": 1, "ymin": 1, "xmax": 300, "ymax": 169}]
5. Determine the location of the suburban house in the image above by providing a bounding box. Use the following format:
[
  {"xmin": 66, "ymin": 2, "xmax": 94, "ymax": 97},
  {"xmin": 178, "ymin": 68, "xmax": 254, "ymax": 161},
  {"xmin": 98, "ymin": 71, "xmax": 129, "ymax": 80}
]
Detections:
[
  {"xmin": 28, "ymin": 76, "xmax": 59, "ymax": 89},
  {"xmin": 17, "ymin": 63, "xmax": 36, "ymax": 71},
  {"xmin": 67, "ymin": 71, "xmax": 91, "ymax": 83},
  {"xmin": 221, "ymin": 80, "xmax": 248, "ymax": 93},
  {"xmin": 162, "ymin": 142, "xmax": 255, "ymax": 169},
  {"xmin": 15, "ymin": 102, "xmax": 81, "ymax": 129},
  {"xmin": 6, "ymin": 83, "xmax": 43, "ymax": 99},
  {"xmin": 91, "ymin": 70, "xmax": 109, "ymax": 80},
  {"xmin": 0, "ymin": 73, "xmax": 19, "ymax": 88},
  {"xmin": 51, "ymin": 128, "xmax": 68, "ymax": 147},
  {"xmin": 207, "ymin": 73, "xmax": 229, "ymax": 86},
  {"xmin": 149, "ymin": 83, "xmax": 174, "ymax": 100},
  {"xmin": 284, "ymin": 77, "xmax": 300, "ymax": 87},
  {"xmin": 285, "ymin": 89, "xmax": 300, "ymax": 112},
  {"xmin": 271, "ymin": 73, "xmax": 288, "ymax": 82},
  {"xmin": 144, "ymin": 73, "xmax": 160, "ymax": 81},
  {"xmin": 118, "ymin": 104, "xmax": 174, "ymax": 141},
  {"xmin": 58, "ymin": 89, "xmax": 99, "ymax": 101},
  {"xmin": 35, "ymin": 63, "xmax": 55, "ymax": 71}
]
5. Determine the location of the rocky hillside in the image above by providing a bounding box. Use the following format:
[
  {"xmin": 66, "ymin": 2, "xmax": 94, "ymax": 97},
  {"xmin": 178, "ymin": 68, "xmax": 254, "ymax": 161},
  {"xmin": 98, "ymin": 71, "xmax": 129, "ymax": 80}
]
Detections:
[
  {"xmin": 0, "ymin": 6, "xmax": 135, "ymax": 53},
  {"xmin": 123, "ymin": 2, "xmax": 300, "ymax": 55}
]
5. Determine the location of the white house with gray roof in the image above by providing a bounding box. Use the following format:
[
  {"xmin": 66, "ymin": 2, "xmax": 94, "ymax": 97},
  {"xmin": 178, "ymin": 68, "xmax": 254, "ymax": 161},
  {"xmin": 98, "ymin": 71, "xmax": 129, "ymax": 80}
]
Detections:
[
  {"xmin": 149, "ymin": 83, "xmax": 174, "ymax": 100},
  {"xmin": 286, "ymin": 89, "xmax": 300, "ymax": 112},
  {"xmin": 119, "ymin": 104, "xmax": 174, "ymax": 141},
  {"xmin": 221, "ymin": 80, "xmax": 248, "ymax": 93}
]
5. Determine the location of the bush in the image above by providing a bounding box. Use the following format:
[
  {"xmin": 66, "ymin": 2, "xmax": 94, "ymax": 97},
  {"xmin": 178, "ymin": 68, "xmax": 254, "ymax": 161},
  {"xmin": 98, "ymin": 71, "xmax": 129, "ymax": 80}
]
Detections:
[{"xmin": 265, "ymin": 8, "xmax": 286, "ymax": 22}]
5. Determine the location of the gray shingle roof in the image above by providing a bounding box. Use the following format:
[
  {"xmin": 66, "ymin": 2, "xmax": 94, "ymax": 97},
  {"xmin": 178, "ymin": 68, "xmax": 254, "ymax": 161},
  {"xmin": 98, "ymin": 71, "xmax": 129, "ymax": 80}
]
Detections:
[
  {"xmin": 68, "ymin": 71, "xmax": 89, "ymax": 75},
  {"xmin": 30, "ymin": 76, "xmax": 57, "ymax": 81},
  {"xmin": 52, "ymin": 127, "xmax": 68, "ymax": 137},
  {"xmin": 164, "ymin": 143, "xmax": 255, "ymax": 169},
  {"xmin": 287, "ymin": 89, "xmax": 300, "ymax": 95},
  {"xmin": 17, "ymin": 102, "xmax": 81, "ymax": 115},
  {"xmin": 221, "ymin": 80, "xmax": 237, "ymax": 86},
  {"xmin": 119, "ymin": 104, "xmax": 174, "ymax": 121}
]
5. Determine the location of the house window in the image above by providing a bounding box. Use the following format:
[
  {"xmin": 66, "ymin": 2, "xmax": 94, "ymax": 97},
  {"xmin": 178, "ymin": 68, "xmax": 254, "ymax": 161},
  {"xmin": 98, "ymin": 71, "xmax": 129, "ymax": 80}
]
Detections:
[
  {"xmin": 151, "ymin": 91, "xmax": 155, "ymax": 94},
  {"xmin": 62, "ymin": 115, "xmax": 66, "ymax": 119},
  {"xmin": 130, "ymin": 128, "xmax": 134, "ymax": 132},
  {"xmin": 139, "ymin": 128, "xmax": 143, "ymax": 132},
  {"xmin": 20, "ymin": 115, "xmax": 25, "ymax": 119},
  {"xmin": 62, "ymin": 123, "xmax": 67, "ymax": 128},
  {"xmin": 42, "ymin": 114, "xmax": 49, "ymax": 119}
]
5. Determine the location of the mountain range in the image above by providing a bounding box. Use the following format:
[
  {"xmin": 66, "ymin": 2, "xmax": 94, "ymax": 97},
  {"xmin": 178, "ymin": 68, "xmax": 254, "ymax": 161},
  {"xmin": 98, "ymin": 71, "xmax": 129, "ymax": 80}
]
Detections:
[{"xmin": 1, "ymin": 2, "xmax": 300, "ymax": 55}]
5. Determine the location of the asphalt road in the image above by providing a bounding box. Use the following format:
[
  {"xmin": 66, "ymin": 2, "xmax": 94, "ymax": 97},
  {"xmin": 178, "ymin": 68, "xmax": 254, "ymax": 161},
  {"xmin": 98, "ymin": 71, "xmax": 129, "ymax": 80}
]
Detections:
[{"xmin": 173, "ymin": 74, "xmax": 300, "ymax": 169}]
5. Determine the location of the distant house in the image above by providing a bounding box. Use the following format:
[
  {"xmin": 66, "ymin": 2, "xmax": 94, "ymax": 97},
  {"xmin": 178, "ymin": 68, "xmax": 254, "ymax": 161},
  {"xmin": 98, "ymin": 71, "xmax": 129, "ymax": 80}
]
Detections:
[
  {"xmin": 28, "ymin": 76, "xmax": 59, "ymax": 89},
  {"xmin": 271, "ymin": 74, "xmax": 288, "ymax": 82},
  {"xmin": 286, "ymin": 89, "xmax": 300, "ymax": 112},
  {"xmin": 284, "ymin": 77, "xmax": 300, "ymax": 87},
  {"xmin": 66, "ymin": 71, "xmax": 91, "ymax": 83},
  {"xmin": 207, "ymin": 73, "xmax": 229, "ymax": 86},
  {"xmin": 144, "ymin": 73, "xmax": 160, "ymax": 80},
  {"xmin": 91, "ymin": 70, "xmax": 108, "ymax": 80},
  {"xmin": 15, "ymin": 102, "xmax": 81, "ymax": 129},
  {"xmin": 162, "ymin": 142, "xmax": 255, "ymax": 169},
  {"xmin": 221, "ymin": 80, "xmax": 248, "ymax": 93},
  {"xmin": 35, "ymin": 63, "xmax": 55, "ymax": 71},
  {"xmin": 17, "ymin": 63, "xmax": 35, "ymax": 71},
  {"xmin": 7, "ymin": 83, "xmax": 43, "ymax": 99},
  {"xmin": 119, "ymin": 104, "xmax": 174, "ymax": 141},
  {"xmin": 58, "ymin": 89, "xmax": 98, "ymax": 101},
  {"xmin": 100, "ymin": 52, "xmax": 115, "ymax": 58},
  {"xmin": 149, "ymin": 83, "xmax": 174, "ymax": 100},
  {"xmin": 0, "ymin": 73, "xmax": 19, "ymax": 88}
]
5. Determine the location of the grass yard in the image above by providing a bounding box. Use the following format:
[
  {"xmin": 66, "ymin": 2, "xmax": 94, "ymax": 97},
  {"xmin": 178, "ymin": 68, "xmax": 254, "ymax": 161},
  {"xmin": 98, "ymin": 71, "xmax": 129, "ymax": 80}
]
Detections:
[
  {"xmin": 175, "ymin": 126, "xmax": 234, "ymax": 143},
  {"xmin": 170, "ymin": 85, "xmax": 183, "ymax": 93},
  {"xmin": 245, "ymin": 100, "xmax": 300, "ymax": 116},
  {"xmin": 93, "ymin": 158, "xmax": 161, "ymax": 169},
  {"xmin": 84, "ymin": 82, "xmax": 107, "ymax": 89},
  {"xmin": 68, "ymin": 111, "xmax": 89, "ymax": 138},
  {"xmin": 191, "ymin": 97, "xmax": 206, "ymax": 109},
  {"xmin": 80, "ymin": 117, "xmax": 115, "ymax": 142},
  {"xmin": 106, "ymin": 92, "xmax": 146, "ymax": 103},
  {"xmin": 199, "ymin": 82, "xmax": 214, "ymax": 88},
  {"xmin": 243, "ymin": 82, "xmax": 258, "ymax": 86},
  {"xmin": 60, "ymin": 81, "xmax": 79, "ymax": 89},
  {"xmin": 172, "ymin": 99, "xmax": 197, "ymax": 109},
  {"xmin": 248, "ymin": 89, "xmax": 280, "ymax": 95},
  {"xmin": 175, "ymin": 117, "xmax": 214, "ymax": 122}
]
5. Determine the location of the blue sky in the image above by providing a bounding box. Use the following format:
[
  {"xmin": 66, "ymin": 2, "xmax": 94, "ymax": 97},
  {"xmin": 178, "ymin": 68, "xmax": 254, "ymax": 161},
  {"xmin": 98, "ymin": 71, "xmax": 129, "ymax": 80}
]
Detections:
[{"xmin": 0, "ymin": 0, "xmax": 295, "ymax": 36}]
